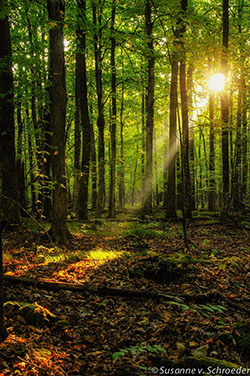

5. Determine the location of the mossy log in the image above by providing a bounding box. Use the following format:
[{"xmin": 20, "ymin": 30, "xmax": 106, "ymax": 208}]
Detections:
[
  {"xmin": 4, "ymin": 274, "xmax": 221, "ymax": 303},
  {"xmin": 183, "ymin": 356, "xmax": 242, "ymax": 370}
]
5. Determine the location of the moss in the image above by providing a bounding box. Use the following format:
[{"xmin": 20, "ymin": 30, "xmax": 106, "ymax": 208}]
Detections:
[{"xmin": 183, "ymin": 356, "xmax": 242, "ymax": 370}]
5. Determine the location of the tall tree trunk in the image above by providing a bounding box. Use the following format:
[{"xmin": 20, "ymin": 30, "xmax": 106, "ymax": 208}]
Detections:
[
  {"xmin": 0, "ymin": 225, "xmax": 7, "ymax": 342},
  {"xmin": 16, "ymin": 104, "xmax": 26, "ymax": 213},
  {"xmin": 198, "ymin": 126, "xmax": 204, "ymax": 209},
  {"xmin": 76, "ymin": 0, "xmax": 91, "ymax": 220},
  {"xmin": 92, "ymin": 2, "xmax": 105, "ymax": 217},
  {"xmin": 187, "ymin": 64, "xmax": 195, "ymax": 210},
  {"xmin": 241, "ymin": 79, "xmax": 247, "ymax": 208},
  {"xmin": 142, "ymin": 0, "xmax": 154, "ymax": 216},
  {"xmin": 233, "ymin": 82, "xmax": 242, "ymax": 210},
  {"xmin": 179, "ymin": 60, "xmax": 192, "ymax": 218},
  {"xmin": 141, "ymin": 90, "xmax": 145, "ymax": 206},
  {"xmin": 47, "ymin": 0, "xmax": 70, "ymax": 244},
  {"xmin": 154, "ymin": 128, "xmax": 159, "ymax": 206},
  {"xmin": 166, "ymin": 57, "xmax": 178, "ymax": 218},
  {"xmin": 221, "ymin": 0, "xmax": 230, "ymax": 210},
  {"xmin": 118, "ymin": 81, "xmax": 125, "ymax": 209},
  {"xmin": 109, "ymin": 0, "xmax": 116, "ymax": 217},
  {"xmin": 0, "ymin": 10, "xmax": 20, "ymax": 224},
  {"xmin": 25, "ymin": 106, "xmax": 36, "ymax": 212},
  {"xmin": 163, "ymin": 119, "xmax": 168, "ymax": 208},
  {"xmin": 24, "ymin": 3, "xmax": 45, "ymax": 217},
  {"xmin": 208, "ymin": 92, "xmax": 216, "ymax": 211},
  {"xmin": 90, "ymin": 107, "xmax": 97, "ymax": 210},
  {"xmin": 73, "ymin": 61, "xmax": 81, "ymax": 213},
  {"xmin": 132, "ymin": 142, "xmax": 138, "ymax": 206},
  {"xmin": 178, "ymin": 0, "xmax": 192, "ymax": 219}
]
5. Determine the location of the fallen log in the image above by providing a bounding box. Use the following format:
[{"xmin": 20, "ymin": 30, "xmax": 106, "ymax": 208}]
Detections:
[
  {"xmin": 4, "ymin": 274, "xmax": 222, "ymax": 303},
  {"xmin": 5, "ymin": 275, "xmax": 250, "ymax": 313}
]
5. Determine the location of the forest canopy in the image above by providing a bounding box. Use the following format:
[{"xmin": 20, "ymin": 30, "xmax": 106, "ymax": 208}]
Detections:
[{"xmin": 0, "ymin": 0, "xmax": 249, "ymax": 241}]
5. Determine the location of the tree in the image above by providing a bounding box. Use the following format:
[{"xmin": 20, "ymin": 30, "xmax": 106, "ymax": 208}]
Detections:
[
  {"xmin": 221, "ymin": 0, "xmax": 229, "ymax": 209},
  {"xmin": 92, "ymin": 0, "xmax": 106, "ymax": 218},
  {"xmin": 142, "ymin": 0, "xmax": 154, "ymax": 216},
  {"xmin": 208, "ymin": 74, "xmax": 216, "ymax": 211},
  {"xmin": 76, "ymin": 0, "xmax": 91, "ymax": 220},
  {"xmin": 0, "ymin": 223, "xmax": 7, "ymax": 342},
  {"xmin": 0, "ymin": 3, "xmax": 20, "ymax": 224},
  {"xmin": 109, "ymin": 0, "xmax": 117, "ymax": 217},
  {"xmin": 47, "ymin": 0, "xmax": 70, "ymax": 244},
  {"xmin": 179, "ymin": 0, "xmax": 192, "ymax": 219}
]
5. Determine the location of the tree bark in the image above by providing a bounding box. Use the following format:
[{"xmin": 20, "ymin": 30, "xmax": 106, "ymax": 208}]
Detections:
[
  {"xmin": 166, "ymin": 57, "xmax": 178, "ymax": 218},
  {"xmin": 221, "ymin": 0, "xmax": 230, "ymax": 209},
  {"xmin": 118, "ymin": 80, "xmax": 125, "ymax": 209},
  {"xmin": 73, "ymin": 59, "xmax": 81, "ymax": 213},
  {"xmin": 241, "ymin": 79, "xmax": 247, "ymax": 208},
  {"xmin": 76, "ymin": 0, "xmax": 91, "ymax": 220},
  {"xmin": 142, "ymin": 0, "xmax": 154, "ymax": 216},
  {"xmin": 47, "ymin": 0, "xmax": 70, "ymax": 244},
  {"xmin": 0, "ymin": 9, "xmax": 20, "ymax": 224},
  {"xmin": 16, "ymin": 104, "xmax": 26, "ymax": 214},
  {"xmin": 90, "ymin": 107, "xmax": 97, "ymax": 210},
  {"xmin": 208, "ymin": 92, "xmax": 216, "ymax": 211},
  {"xmin": 232, "ymin": 81, "xmax": 242, "ymax": 210},
  {"xmin": 187, "ymin": 64, "xmax": 195, "ymax": 210},
  {"xmin": 0, "ymin": 226, "xmax": 7, "ymax": 342},
  {"xmin": 179, "ymin": 60, "xmax": 192, "ymax": 218},
  {"xmin": 141, "ymin": 90, "xmax": 145, "ymax": 206},
  {"xmin": 109, "ymin": 0, "xmax": 116, "ymax": 217},
  {"xmin": 92, "ymin": 2, "xmax": 105, "ymax": 218}
]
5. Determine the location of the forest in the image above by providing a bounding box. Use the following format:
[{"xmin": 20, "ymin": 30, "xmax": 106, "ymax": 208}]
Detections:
[{"xmin": 0, "ymin": 0, "xmax": 250, "ymax": 374}]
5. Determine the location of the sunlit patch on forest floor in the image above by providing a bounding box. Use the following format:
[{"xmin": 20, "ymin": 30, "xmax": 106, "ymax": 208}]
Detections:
[{"xmin": 1, "ymin": 210, "xmax": 250, "ymax": 375}]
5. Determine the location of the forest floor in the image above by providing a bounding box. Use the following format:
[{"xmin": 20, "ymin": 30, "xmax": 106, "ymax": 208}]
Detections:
[{"xmin": 1, "ymin": 209, "xmax": 250, "ymax": 375}]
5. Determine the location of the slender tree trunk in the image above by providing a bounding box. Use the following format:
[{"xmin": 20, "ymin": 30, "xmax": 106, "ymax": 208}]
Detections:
[
  {"xmin": 237, "ymin": 2, "xmax": 246, "ymax": 210},
  {"xmin": 142, "ymin": 0, "xmax": 154, "ymax": 216},
  {"xmin": 233, "ymin": 82, "xmax": 242, "ymax": 210},
  {"xmin": 241, "ymin": 79, "xmax": 247, "ymax": 208},
  {"xmin": 179, "ymin": 60, "xmax": 192, "ymax": 218},
  {"xmin": 118, "ymin": 81, "xmax": 125, "ymax": 209},
  {"xmin": 163, "ymin": 119, "xmax": 168, "ymax": 208},
  {"xmin": 25, "ymin": 106, "xmax": 36, "ymax": 212},
  {"xmin": 90, "ymin": 107, "xmax": 97, "ymax": 210},
  {"xmin": 208, "ymin": 92, "xmax": 216, "ymax": 211},
  {"xmin": 132, "ymin": 144, "xmax": 138, "ymax": 207},
  {"xmin": 166, "ymin": 57, "xmax": 178, "ymax": 218},
  {"xmin": 47, "ymin": 0, "xmax": 70, "ymax": 244},
  {"xmin": 41, "ymin": 111, "xmax": 52, "ymax": 219},
  {"xmin": 221, "ymin": 0, "xmax": 230, "ymax": 210},
  {"xmin": 73, "ymin": 61, "xmax": 81, "ymax": 213},
  {"xmin": 16, "ymin": 105, "xmax": 26, "ymax": 213},
  {"xmin": 141, "ymin": 90, "xmax": 145, "ymax": 205},
  {"xmin": 0, "ymin": 225, "xmax": 7, "ymax": 342},
  {"xmin": 178, "ymin": 0, "xmax": 192, "ymax": 218},
  {"xmin": 76, "ymin": 0, "xmax": 91, "ymax": 220},
  {"xmin": 109, "ymin": 0, "xmax": 116, "ymax": 217},
  {"xmin": 153, "ymin": 128, "xmax": 159, "ymax": 206},
  {"xmin": 24, "ymin": 4, "xmax": 45, "ymax": 216},
  {"xmin": 198, "ymin": 127, "xmax": 203, "ymax": 208},
  {"xmin": 0, "ymin": 11, "xmax": 20, "ymax": 224},
  {"xmin": 187, "ymin": 64, "xmax": 195, "ymax": 210},
  {"xmin": 93, "ymin": 2, "xmax": 105, "ymax": 217}
]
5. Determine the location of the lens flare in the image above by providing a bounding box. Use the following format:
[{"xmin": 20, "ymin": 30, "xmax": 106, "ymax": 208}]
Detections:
[{"xmin": 208, "ymin": 73, "xmax": 225, "ymax": 92}]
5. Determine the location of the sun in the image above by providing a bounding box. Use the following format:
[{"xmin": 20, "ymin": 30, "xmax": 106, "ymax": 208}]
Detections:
[{"xmin": 208, "ymin": 73, "xmax": 225, "ymax": 92}]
